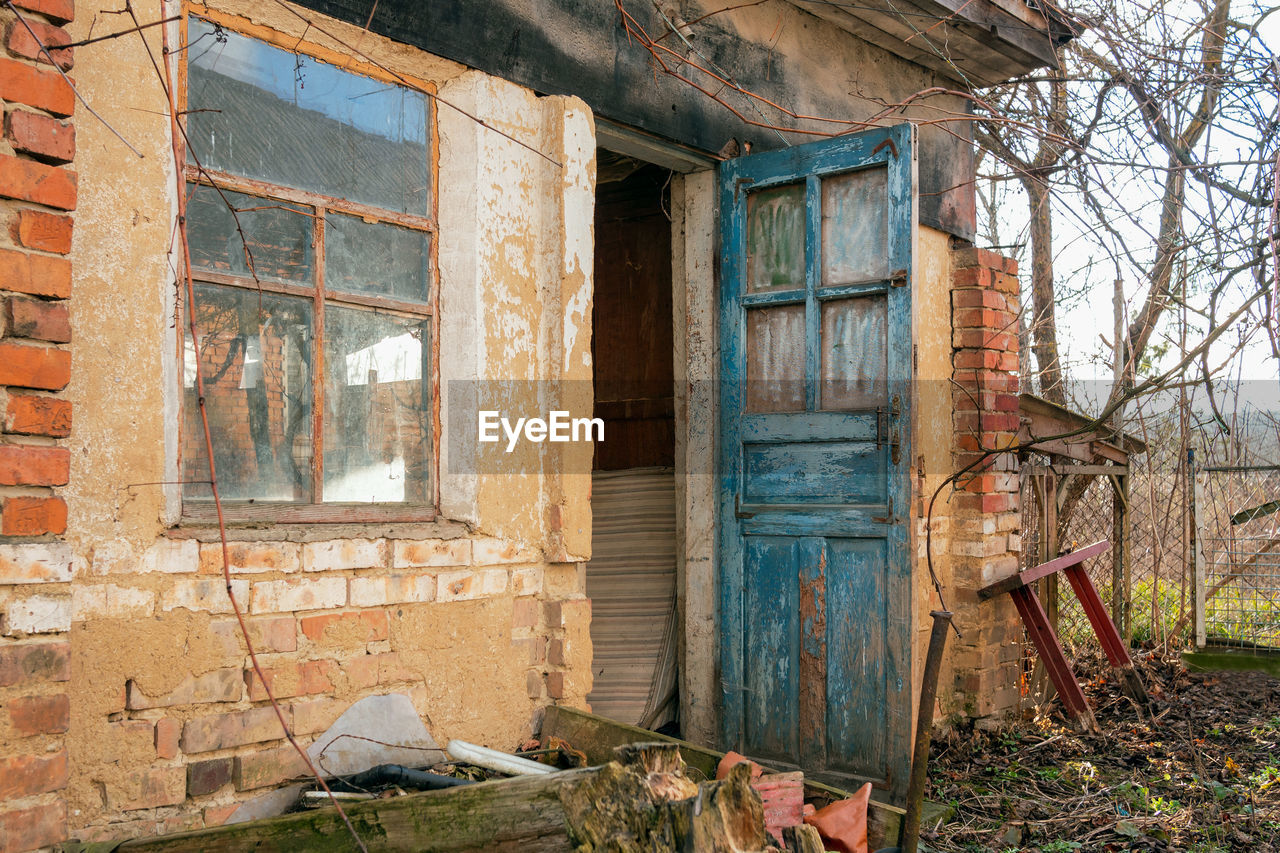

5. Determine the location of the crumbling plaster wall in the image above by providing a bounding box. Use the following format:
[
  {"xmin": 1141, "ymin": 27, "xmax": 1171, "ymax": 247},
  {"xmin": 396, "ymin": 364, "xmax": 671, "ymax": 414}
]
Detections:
[
  {"xmin": 913, "ymin": 225, "xmax": 957, "ymax": 724},
  {"xmin": 0, "ymin": 0, "xmax": 598, "ymax": 844}
]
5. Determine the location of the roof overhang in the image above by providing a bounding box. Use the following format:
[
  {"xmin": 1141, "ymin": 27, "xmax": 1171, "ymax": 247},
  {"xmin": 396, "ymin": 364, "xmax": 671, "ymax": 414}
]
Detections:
[
  {"xmin": 1018, "ymin": 393, "xmax": 1147, "ymax": 465},
  {"xmin": 790, "ymin": 0, "xmax": 1077, "ymax": 87}
]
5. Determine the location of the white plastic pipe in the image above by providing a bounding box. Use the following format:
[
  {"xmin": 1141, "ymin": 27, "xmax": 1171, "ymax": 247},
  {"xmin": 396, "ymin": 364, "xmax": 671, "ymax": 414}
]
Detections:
[{"xmin": 446, "ymin": 739, "xmax": 557, "ymax": 776}]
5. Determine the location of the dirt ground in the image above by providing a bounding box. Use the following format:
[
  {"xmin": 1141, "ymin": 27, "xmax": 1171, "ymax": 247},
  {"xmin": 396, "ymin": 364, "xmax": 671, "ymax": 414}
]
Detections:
[{"xmin": 924, "ymin": 651, "xmax": 1280, "ymax": 852}]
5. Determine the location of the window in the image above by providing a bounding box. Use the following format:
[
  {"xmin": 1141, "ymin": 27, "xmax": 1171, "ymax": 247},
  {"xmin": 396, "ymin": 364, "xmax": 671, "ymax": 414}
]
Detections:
[{"xmin": 180, "ymin": 15, "xmax": 437, "ymax": 522}]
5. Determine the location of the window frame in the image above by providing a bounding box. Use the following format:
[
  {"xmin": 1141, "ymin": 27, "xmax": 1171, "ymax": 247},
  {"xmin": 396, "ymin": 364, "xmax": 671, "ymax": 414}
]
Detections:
[{"xmin": 177, "ymin": 8, "xmax": 442, "ymax": 525}]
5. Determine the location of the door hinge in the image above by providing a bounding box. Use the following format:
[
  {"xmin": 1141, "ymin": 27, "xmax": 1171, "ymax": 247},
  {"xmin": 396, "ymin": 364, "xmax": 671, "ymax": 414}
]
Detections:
[
  {"xmin": 875, "ymin": 399, "xmax": 900, "ymax": 449},
  {"xmin": 876, "ymin": 396, "xmax": 902, "ymax": 465},
  {"xmin": 872, "ymin": 138, "xmax": 899, "ymax": 159},
  {"xmin": 890, "ymin": 269, "xmax": 908, "ymax": 287}
]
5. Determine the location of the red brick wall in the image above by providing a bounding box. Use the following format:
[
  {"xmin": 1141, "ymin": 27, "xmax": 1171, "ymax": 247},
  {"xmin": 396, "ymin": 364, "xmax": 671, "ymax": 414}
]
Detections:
[
  {"xmin": 0, "ymin": 2, "xmax": 73, "ymax": 539},
  {"xmin": 949, "ymin": 247, "xmax": 1025, "ymax": 722},
  {"xmin": 0, "ymin": 2, "xmax": 75, "ymax": 850}
]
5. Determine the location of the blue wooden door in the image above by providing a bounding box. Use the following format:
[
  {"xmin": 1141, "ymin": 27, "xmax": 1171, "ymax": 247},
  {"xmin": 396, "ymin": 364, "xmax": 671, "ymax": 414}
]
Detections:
[{"xmin": 718, "ymin": 123, "xmax": 914, "ymax": 800}]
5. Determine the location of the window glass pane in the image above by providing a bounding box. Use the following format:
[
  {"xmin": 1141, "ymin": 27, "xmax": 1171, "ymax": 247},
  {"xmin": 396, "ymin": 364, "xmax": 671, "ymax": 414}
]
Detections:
[
  {"xmin": 821, "ymin": 168, "xmax": 888, "ymax": 285},
  {"xmin": 746, "ymin": 183, "xmax": 806, "ymax": 292},
  {"xmin": 323, "ymin": 307, "xmax": 431, "ymax": 503},
  {"xmin": 187, "ymin": 183, "xmax": 314, "ymax": 284},
  {"xmin": 745, "ymin": 304, "xmax": 806, "ymax": 413},
  {"xmin": 186, "ymin": 17, "xmax": 431, "ymax": 216},
  {"xmin": 183, "ymin": 285, "xmax": 314, "ymax": 502},
  {"xmin": 325, "ymin": 213, "xmax": 430, "ymax": 303},
  {"xmin": 820, "ymin": 295, "xmax": 887, "ymax": 410}
]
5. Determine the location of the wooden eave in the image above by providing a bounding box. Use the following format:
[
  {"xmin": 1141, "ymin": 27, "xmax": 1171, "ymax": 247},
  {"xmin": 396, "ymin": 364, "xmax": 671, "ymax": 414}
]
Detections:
[
  {"xmin": 790, "ymin": 0, "xmax": 1071, "ymax": 87},
  {"xmin": 1018, "ymin": 393, "xmax": 1148, "ymax": 465}
]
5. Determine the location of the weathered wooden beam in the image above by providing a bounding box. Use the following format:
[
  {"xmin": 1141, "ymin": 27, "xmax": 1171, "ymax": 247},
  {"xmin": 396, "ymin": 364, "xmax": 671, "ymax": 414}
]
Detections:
[
  {"xmin": 978, "ymin": 540, "xmax": 1110, "ymax": 601},
  {"xmin": 1023, "ymin": 464, "xmax": 1129, "ymax": 478},
  {"xmin": 62, "ymin": 752, "xmax": 772, "ymax": 853}
]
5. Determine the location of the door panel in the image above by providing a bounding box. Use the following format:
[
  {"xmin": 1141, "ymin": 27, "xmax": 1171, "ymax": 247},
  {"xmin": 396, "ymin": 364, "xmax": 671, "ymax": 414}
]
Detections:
[
  {"xmin": 821, "ymin": 167, "xmax": 889, "ymax": 285},
  {"xmin": 742, "ymin": 441, "xmax": 885, "ymax": 504},
  {"xmin": 819, "ymin": 294, "xmax": 888, "ymax": 411},
  {"xmin": 718, "ymin": 124, "xmax": 914, "ymax": 800},
  {"xmin": 746, "ymin": 182, "xmax": 807, "ymax": 292},
  {"xmin": 825, "ymin": 537, "xmax": 890, "ymax": 776},
  {"xmin": 745, "ymin": 304, "xmax": 807, "ymax": 412},
  {"xmin": 742, "ymin": 535, "xmax": 802, "ymax": 761}
]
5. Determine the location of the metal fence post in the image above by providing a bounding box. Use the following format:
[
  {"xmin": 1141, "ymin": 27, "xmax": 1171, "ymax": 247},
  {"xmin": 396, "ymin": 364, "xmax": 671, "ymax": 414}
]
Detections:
[
  {"xmin": 1190, "ymin": 450, "xmax": 1206, "ymax": 649},
  {"xmin": 1111, "ymin": 469, "xmax": 1131, "ymax": 640}
]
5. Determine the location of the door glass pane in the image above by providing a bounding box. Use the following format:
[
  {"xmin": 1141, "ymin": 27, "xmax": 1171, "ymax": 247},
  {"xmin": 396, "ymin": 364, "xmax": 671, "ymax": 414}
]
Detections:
[
  {"xmin": 746, "ymin": 304, "xmax": 806, "ymax": 412},
  {"xmin": 323, "ymin": 307, "xmax": 431, "ymax": 503},
  {"xmin": 183, "ymin": 285, "xmax": 313, "ymax": 502},
  {"xmin": 746, "ymin": 183, "xmax": 805, "ymax": 293},
  {"xmin": 821, "ymin": 168, "xmax": 888, "ymax": 285},
  {"xmin": 187, "ymin": 183, "xmax": 314, "ymax": 284},
  {"xmin": 187, "ymin": 17, "xmax": 431, "ymax": 216},
  {"xmin": 325, "ymin": 213, "xmax": 430, "ymax": 303},
  {"xmin": 820, "ymin": 295, "xmax": 887, "ymax": 410}
]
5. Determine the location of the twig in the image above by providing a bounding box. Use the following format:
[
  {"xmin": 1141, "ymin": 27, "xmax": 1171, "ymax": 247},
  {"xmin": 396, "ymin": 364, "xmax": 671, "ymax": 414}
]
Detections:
[
  {"xmin": 5, "ymin": 1, "xmax": 144, "ymax": 158},
  {"xmin": 62, "ymin": 13, "xmax": 178, "ymax": 48}
]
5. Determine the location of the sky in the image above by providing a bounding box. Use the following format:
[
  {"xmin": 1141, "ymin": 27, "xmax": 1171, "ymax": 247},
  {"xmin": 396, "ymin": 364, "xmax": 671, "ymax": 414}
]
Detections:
[{"xmin": 983, "ymin": 1, "xmax": 1280, "ymax": 400}]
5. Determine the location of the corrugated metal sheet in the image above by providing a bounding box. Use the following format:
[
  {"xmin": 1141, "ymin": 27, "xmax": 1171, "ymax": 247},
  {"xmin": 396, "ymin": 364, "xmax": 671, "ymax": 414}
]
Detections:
[{"xmin": 585, "ymin": 467, "xmax": 678, "ymax": 727}]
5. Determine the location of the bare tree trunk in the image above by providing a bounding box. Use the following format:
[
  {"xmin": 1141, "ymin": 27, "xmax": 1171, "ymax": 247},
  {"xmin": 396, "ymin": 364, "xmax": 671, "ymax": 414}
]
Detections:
[{"xmin": 1022, "ymin": 174, "xmax": 1065, "ymax": 404}]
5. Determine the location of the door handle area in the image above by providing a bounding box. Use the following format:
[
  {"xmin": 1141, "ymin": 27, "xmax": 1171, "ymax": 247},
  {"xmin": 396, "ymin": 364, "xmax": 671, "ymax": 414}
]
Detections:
[{"xmin": 877, "ymin": 396, "xmax": 903, "ymax": 464}]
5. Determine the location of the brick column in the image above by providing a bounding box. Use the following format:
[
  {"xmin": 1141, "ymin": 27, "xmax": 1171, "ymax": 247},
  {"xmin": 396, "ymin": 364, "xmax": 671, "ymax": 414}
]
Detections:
[
  {"xmin": 948, "ymin": 247, "xmax": 1024, "ymax": 723},
  {"xmin": 0, "ymin": 1, "xmax": 76, "ymax": 851}
]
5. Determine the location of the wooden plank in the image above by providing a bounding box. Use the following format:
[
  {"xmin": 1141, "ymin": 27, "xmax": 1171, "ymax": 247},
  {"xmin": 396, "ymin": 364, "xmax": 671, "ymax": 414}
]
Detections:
[
  {"xmin": 979, "ymin": 540, "xmax": 1110, "ymax": 600},
  {"xmin": 1090, "ymin": 441, "xmax": 1127, "ymax": 465},
  {"xmin": 917, "ymin": 0, "xmax": 1059, "ymax": 68},
  {"xmin": 741, "ymin": 412, "xmax": 877, "ymax": 444},
  {"xmin": 1017, "ymin": 435, "xmax": 1098, "ymax": 464},
  {"xmin": 792, "ymin": 0, "xmax": 1030, "ymax": 86},
  {"xmin": 1023, "ymin": 464, "xmax": 1129, "ymax": 478},
  {"xmin": 1010, "ymin": 587, "xmax": 1098, "ymax": 731},
  {"xmin": 100, "ymin": 769, "xmax": 586, "ymax": 852},
  {"xmin": 1111, "ymin": 472, "xmax": 1128, "ymax": 636},
  {"xmin": 1062, "ymin": 565, "xmax": 1128, "ymax": 666},
  {"xmin": 798, "ymin": 538, "xmax": 828, "ymax": 770},
  {"xmin": 1063, "ymin": 564, "xmax": 1152, "ymax": 712},
  {"xmin": 594, "ymin": 117, "xmax": 716, "ymax": 174},
  {"xmin": 742, "ymin": 536, "xmax": 802, "ymax": 760},
  {"xmin": 1044, "ymin": 473, "xmax": 1060, "ymax": 631},
  {"xmin": 81, "ymin": 751, "xmax": 776, "ymax": 853}
]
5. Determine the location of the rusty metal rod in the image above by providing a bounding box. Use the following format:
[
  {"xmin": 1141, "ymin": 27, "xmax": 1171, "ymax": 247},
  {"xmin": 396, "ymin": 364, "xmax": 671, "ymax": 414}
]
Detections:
[{"xmin": 901, "ymin": 610, "xmax": 952, "ymax": 853}]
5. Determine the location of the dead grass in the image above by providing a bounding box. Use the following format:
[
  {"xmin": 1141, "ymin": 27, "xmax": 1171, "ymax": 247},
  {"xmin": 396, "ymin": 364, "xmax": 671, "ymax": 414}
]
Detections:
[{"xmin": 924, "ymin": 651, "xmax": 1280, "ymax": 852}]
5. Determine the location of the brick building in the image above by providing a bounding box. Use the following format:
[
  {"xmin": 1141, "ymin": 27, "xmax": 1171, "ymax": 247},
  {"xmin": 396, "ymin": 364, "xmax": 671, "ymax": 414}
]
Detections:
[{"xmin": 0, "ymin": 0, "xmax": 1063, "ymax": 848}]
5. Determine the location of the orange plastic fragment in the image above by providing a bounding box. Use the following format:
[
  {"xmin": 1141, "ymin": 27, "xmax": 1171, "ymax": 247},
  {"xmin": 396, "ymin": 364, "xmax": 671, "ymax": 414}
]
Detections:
[
  {"xmin": 715, "ymin": 750, "xmax": 764, "ymax": 782},
  {"xmin": 803, "ymin": 781, "xmax": 872, "ymax": 853}
]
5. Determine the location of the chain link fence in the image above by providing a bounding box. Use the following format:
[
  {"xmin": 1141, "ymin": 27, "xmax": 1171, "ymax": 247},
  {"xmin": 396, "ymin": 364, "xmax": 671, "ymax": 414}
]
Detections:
[
  {"xmin": 1197, "ymin": 465, "xmax": 1280, "ymax": 650},
  {"xmin": 1018, "ymin": 406, "xmax": 1195, "ymax": 652}
]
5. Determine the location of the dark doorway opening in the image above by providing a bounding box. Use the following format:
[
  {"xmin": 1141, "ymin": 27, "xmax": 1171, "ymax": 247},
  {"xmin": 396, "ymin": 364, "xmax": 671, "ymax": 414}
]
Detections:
[{"xmin": 585, "ymin": 151, "xmax": 678, "ymax": 732}]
